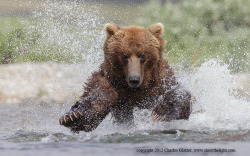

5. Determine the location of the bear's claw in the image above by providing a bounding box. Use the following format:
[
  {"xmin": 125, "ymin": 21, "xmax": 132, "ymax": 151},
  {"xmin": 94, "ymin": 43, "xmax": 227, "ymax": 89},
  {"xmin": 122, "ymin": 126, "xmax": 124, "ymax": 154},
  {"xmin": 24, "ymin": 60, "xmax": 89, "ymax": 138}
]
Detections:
[
  {"xmin": 151, "ymin": 103, "xmax": 181, "ymax": 122},
  {"xmin": 73, "ymin": 112, "xmax": 78, "ymax": 118},
  {"xmin": 59, "ymin": 101, "xmax": 86, "ymax": 127},
  {"xmin": 69, "ymin": 115, "xmax": 73, "ymax": 121},
  {"xmin": 151, "ymin": 111, "xmax": 167, "ymax": 121},
  {"xmin": 78, "ymin": 110, "xmax": 83, "ymax": 116},
  {"xmin": 59, "ymin": 108, "xmax": 84, "ymax": 127},
  {"xmin": 152, "ymin": 114, "xmax": 159, "ymax": 121}
]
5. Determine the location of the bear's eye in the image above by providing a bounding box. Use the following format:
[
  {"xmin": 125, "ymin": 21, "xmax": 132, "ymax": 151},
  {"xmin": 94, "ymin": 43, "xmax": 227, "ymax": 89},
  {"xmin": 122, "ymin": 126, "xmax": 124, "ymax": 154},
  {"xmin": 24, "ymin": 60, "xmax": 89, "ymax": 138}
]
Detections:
[
  {"xmin": 121, "ymin": 54, "xmax": 129, "ymax": 63},
  {"xmin": 139, "ymin": 54, "xmax": 146, "ymax": 64}
]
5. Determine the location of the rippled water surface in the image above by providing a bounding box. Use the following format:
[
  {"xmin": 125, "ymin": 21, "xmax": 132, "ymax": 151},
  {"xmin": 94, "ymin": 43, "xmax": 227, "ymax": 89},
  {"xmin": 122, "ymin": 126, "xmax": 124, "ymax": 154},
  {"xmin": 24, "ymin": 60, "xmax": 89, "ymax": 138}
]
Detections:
[{"xmin": 1, "ymin": 70, "xmax": 250, "ymax": 156}]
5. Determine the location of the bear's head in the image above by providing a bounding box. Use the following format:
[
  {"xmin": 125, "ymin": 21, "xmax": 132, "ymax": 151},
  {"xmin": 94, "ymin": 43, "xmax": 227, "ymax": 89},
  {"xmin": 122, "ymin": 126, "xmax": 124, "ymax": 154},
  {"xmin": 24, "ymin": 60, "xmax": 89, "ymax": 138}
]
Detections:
[{"xmin": 103, "ymin": 23, "xmax": 166, "ymax": 88}]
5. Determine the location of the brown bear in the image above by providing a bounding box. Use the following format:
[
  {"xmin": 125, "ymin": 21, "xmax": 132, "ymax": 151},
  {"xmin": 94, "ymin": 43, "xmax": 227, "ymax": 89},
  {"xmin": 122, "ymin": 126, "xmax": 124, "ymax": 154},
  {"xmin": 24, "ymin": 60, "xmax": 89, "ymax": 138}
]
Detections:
[{"xmin": 59, "ymin": 23, "xmax": 192, "ymax": 133}]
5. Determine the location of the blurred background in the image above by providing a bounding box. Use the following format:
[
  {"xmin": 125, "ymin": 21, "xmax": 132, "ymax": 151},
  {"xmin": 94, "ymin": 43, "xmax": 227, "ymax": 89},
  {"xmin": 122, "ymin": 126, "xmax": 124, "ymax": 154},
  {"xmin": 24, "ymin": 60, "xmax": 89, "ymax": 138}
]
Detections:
[{"xmin": 0, "ymin": 0, "xmax": 249, "ymax": 72}]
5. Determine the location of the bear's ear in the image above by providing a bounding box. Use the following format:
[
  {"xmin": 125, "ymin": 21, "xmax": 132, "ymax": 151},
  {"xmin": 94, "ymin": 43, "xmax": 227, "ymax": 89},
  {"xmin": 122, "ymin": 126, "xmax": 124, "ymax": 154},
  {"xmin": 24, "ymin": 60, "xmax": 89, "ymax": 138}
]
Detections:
[
  {"xmin": 149, "ymin": 23, "xmax": 164, "ymax": 37},
  {"xmin": 104, "ymin": 23, "xmax": 120, "ymax": 37}
]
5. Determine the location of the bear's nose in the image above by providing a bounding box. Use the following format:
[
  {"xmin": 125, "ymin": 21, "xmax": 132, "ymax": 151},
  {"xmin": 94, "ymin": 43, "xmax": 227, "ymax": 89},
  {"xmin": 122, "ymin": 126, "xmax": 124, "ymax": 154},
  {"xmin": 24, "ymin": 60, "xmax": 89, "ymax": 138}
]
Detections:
[{"xmin": 129, "ymin": 76, "xmax": 140, "ymax": 87}]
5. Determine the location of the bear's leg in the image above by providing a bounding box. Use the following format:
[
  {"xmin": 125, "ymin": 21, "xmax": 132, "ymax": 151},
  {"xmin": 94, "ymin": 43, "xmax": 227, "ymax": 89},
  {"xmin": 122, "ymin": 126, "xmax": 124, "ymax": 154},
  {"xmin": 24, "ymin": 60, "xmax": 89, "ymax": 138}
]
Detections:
[
  {"xmin": 59, "ymin": 72, "xmax": 118, "ymax": 132},
  {"xmin": 151, "ymin": 85, "xmax": 191, "ymax": 122},
  {"xmin": 112, "ymin": 102, "xmax": 134, "ymax": 125}
]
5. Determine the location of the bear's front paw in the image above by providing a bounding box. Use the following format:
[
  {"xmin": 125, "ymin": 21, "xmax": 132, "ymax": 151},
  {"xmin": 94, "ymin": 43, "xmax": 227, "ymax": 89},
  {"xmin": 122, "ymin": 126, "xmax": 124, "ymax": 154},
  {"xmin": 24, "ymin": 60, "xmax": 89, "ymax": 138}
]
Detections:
[
  {"xmin": 59, "ymin": 102, "xmax": 84, "ymax": 127},
  {"xmin": 151, "ymin": 104, "xmax": 180, "ymax": 122}
]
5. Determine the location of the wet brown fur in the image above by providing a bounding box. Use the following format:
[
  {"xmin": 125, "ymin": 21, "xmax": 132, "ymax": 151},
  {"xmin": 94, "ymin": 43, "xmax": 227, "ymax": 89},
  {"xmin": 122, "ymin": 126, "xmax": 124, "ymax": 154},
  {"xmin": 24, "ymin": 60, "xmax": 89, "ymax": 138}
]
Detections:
[{"xmin": 59, "ymin": 23, "xmax": 192, "ymax": 132}]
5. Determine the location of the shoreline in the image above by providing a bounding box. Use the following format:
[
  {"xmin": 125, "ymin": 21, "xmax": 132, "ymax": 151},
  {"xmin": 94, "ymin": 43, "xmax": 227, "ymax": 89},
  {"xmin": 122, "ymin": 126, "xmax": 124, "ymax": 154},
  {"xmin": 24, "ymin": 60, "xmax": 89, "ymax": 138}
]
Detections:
[
  {"xmin": 0, "ymin": 62, "xmax": 89, "ymax": 105},
  {"xmin": 0, "ymin": 62, "xmax": 249, "ymax": 105}
]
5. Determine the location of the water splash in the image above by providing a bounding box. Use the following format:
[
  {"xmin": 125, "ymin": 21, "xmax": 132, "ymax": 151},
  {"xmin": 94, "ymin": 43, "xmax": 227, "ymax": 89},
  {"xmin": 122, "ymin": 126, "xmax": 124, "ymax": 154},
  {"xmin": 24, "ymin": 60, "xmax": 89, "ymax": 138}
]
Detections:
[
  {"xmin": 82, "ymin": 60, "xmax": 250, "ymax": 139},
  {"xmin": 25, "ymin": 0, "xmax": 105, "ymax": 73},
  {"xmin": 179, "ymin": 60, "xmax": 250, "ymax": 131}
]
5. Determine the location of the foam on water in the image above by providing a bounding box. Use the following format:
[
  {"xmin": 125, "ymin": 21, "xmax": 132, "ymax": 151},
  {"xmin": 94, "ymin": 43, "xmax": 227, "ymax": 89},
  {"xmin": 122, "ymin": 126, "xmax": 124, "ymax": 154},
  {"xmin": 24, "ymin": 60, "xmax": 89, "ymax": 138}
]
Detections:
[
  {"xmin": 87, "ymin": 60, "xmax": 250, "ymax": 138},
  {"xmin": 180, "ymin": 60, "xmax": 250, "ymax": 131}
]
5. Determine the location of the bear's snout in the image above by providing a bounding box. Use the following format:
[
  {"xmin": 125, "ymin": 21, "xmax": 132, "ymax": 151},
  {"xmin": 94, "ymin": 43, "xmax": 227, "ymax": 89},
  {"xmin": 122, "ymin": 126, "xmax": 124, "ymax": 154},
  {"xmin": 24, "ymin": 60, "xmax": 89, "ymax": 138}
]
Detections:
[
  {"xmin": 129, "ymin": 76, "xmax": 140, "ymax": 88},
  {"xmin": 127, "ymin": 55, "xmax": 143, "ymax": 88}
]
